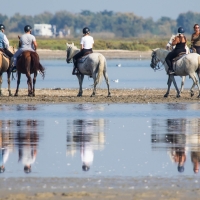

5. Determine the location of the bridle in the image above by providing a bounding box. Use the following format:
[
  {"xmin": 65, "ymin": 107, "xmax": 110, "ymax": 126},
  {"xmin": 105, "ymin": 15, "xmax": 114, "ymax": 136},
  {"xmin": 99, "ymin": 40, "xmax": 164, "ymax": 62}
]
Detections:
[{"xmin": 150, "ymin": 51, "xmax": 165, "ymax": 71}]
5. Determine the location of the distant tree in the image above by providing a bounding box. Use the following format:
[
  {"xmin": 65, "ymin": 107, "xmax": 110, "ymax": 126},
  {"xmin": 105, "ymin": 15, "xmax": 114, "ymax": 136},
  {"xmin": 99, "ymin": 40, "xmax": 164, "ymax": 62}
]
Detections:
[{"xmin": 34, "ymin": 12, "xmax": 53, "ymax": 24}]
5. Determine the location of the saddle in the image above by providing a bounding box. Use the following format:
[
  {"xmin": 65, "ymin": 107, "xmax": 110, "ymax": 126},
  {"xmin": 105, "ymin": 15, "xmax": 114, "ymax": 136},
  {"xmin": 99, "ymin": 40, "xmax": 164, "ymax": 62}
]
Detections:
[
  {"xmin": 0, "ymin": 49, "xmax": 9, "ymax": 58},
  {"xmin": 77, "ymin": 51, "xmax": 93, "ymax": 63},
  {"xmin": 172, "ymin": 52, "xmax": 186, "ymax": 63}
]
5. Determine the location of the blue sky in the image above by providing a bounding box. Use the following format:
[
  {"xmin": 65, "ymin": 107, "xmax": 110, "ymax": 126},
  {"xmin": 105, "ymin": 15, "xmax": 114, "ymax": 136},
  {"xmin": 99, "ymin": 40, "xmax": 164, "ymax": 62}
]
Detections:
[{"xmin": 1, "ymin": 0, "xmax": 199, "ymax": 20}]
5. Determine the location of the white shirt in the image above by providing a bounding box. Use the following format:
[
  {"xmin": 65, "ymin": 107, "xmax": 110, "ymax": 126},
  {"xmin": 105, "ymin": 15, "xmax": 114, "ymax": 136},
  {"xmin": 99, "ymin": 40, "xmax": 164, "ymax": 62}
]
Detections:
[{"xmin": 80, "ymin": 35, "xmax": 94, "ymax": 49}]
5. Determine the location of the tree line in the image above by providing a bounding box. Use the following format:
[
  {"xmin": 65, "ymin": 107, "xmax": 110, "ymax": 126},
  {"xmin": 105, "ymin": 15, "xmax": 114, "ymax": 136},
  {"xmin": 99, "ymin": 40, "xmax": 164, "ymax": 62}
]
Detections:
[{"xmin": 1, "ymin": 11, "xmax": 200, "ymax": 37}]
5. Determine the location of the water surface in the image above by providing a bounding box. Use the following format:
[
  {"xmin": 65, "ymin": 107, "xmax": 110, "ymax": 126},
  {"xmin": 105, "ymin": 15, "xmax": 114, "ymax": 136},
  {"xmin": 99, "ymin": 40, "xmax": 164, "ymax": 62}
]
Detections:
[{"xmin": 0, "ymin": 103, "xmax": 200, "ymax": 178}]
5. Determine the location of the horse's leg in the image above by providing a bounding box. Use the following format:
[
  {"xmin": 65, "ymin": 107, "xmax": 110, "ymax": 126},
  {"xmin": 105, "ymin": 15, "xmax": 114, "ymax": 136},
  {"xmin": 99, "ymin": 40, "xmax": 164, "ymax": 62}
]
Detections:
[
  {"xmin": 32, "ymin": 72, "xmax": 37, "ymax": 97},
  {"xmin": 189, "ymin": 73, "xmax": 200, "ymax": 97},
  {"xmin": 103, "ymin": 71, "xmax": 111, "ymax": 97},
  {"xmin": 171, "ymin": 75, "xmax": 180, "ymax": 98},
  {"xmin": 0, "ymin": 73, "xmax": 3, "ymax": 96},
  {"xmin": 180, "ymin": 76, "xmax": 186, "ymax": 93},
  {"xmin": 7, "ymin": 70, "xmax": 12, "ymax": 96},
  {"xmin": 15, "ymin": 72, "xmax": 21, "ymax": 96},
  {"xmin": 91, "ymin": 73, "xmax": 97, "ymax": 97},
  {"xmin": 77, "ymin": 74, "xmax": 84, "ymax": 97},
  {"xmin": 26, "ymin": 72, "xmax": 33, "ymax": 96},
  {"xmin": 164, "ymin": 75, "xmax": 172, "ymax": 97}
]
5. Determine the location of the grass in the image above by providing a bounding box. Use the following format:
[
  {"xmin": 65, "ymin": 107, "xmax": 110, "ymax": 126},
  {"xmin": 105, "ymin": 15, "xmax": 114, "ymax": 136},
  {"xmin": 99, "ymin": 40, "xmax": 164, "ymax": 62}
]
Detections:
[{"xmin": 9, "ymin": 37, "xmax": 191, "ymax": 51}]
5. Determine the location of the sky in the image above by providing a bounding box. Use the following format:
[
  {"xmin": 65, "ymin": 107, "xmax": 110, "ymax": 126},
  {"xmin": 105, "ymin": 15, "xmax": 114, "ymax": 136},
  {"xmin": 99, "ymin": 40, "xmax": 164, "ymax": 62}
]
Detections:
[{"xmin": 1, "ymin": 0, "xmax": 200, "ymax": 21}]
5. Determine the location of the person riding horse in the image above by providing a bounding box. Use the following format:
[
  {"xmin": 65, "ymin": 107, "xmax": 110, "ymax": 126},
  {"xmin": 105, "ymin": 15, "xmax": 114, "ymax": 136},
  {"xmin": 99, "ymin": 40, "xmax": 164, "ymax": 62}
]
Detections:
[
  {"xmin": 13, "ymin": 25, "xmax": 38, "ymax": 71},
  {"xmin": 0, "ymin": 24, "xmax": 13, "ymax": 60},
  {"xmin": 72, "ymin": 27, "xmax": 94, "ymax": 75},
  {"xmin": 165, "ymin": 27, "xmax": 187, "ymax": 75}
]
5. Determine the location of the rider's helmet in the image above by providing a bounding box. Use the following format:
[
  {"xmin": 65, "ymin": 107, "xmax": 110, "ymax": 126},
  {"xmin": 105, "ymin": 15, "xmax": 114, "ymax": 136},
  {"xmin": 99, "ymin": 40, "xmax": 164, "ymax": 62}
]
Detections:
[
  {"xmin": 82, "ymin": 27, "xmax": 90, "ymax": 34},
  {"xmin": 178, "ymin": 27, "xmax": 184, "ymax": 34},
  {"xmin": 24, "ymin": 25, "xmax": 32, "ymax": 33},
  {"xmin": 0, "ymin": 24, "xmax": 5, "ymax": 31}
]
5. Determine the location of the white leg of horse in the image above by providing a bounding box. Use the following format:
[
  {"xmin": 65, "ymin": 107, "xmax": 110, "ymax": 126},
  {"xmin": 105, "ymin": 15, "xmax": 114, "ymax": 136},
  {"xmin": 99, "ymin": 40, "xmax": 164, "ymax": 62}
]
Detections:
[
  {"xmin": 189, "ymin": 74, "xmax": 197, "ymax": 97},
  {"xmin": 76, "ymin": 74, "xmax": 84, "ymax": 97},
  {"xmin": 0, "ymin": 73, "xmax": 3, "ymax": 96},
  {"xmin": 91, "ymin": 73, "xmax": 97, "ymax": 97},
  {"xmin": 180, "ymin": 76, "xmax": 186, "ymax": 93},
  {"xmin": 103, "ymin": 71, "xmax": 111, "ymax": 97},
  {"xmin": 164, "ymin": 75, "xmax": 172, "ymax": 97},
  {"xmin": 171, "ymin": 75, "xmax": 180, "ymax": 98}
]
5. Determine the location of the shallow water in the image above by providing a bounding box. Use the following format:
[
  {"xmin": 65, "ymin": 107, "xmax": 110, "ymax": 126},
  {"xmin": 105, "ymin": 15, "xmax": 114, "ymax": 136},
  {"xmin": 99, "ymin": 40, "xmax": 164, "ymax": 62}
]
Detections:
[
  {"xmin": 1, "ymin": 103, "xmax": 200, "ymax": 178},
  {"xmin": 2, "ymin": 59, "xmax": 194, "ymax": 90}
]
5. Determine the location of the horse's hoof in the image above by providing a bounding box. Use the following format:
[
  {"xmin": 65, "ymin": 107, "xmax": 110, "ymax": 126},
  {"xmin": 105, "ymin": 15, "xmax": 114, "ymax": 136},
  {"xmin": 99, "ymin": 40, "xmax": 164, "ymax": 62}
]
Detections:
[
  {"xmin": 164, "ymin": 94, "xmax": 168, "ymax": 98},
  {"xmin": 176, "ymin": 94, "xmax": 181, "ymax": 98},
  {"xmin": 198, "ymin": 95, "xmax": 200, "ymax": 98},
  {"xmin": 14, "ymin": 94, "xmax": 18, "ymax": 97},
  {"xmin": 9, "ymin": 94, "xmax": 13, "ymax": 97},
  {"xmin": 28, "ymin": 94, "xmax": 33, "ymax": 97},
  {"xmin": 107, "ymin": 94, "xmax": 111, "ymax": 97},
  {"xmin": 77, "ymin": 94, "xmax": 82, "ymax": 97},
  {"xmin": 191, "ymin": 93, "xmax": 194, "ymax": 97},
  {"xmin": 33, "ymin": 94, "xmax": 35, "ymax": 97}
]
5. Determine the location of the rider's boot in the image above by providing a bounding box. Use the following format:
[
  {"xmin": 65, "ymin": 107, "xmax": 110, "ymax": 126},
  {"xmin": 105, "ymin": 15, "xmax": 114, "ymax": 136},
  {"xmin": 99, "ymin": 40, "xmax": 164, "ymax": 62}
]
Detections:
[
  {"xmin": 9, "ymin": 57, "xmax": 16, "ymax": 72},
  {"xmin": 72, "ymin": 61, "xmax": 79, "ymax": 75}
]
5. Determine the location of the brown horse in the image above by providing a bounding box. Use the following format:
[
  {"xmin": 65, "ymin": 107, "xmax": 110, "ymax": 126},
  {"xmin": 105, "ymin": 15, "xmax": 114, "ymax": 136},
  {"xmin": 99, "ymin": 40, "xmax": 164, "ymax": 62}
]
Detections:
[
  {"xmin": 0, "ymin": 46, "xmax": 15, "ymax": 96},
  {"xmin": 14, "ymin": 51, "xmax": 45, "ymax": 97}
]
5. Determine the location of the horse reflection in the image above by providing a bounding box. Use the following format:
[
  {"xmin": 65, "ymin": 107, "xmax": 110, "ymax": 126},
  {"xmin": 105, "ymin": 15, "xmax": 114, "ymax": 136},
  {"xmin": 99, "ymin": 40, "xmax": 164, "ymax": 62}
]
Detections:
[
  {"xmin": 15, "ymin": 120, "xmax": 41, "ymax": 173},
  {"xmin": 152, "ymin": 117, "xmax": 200, "ymax": 173},
  {"xmin": 66, "ymin": 119, "xmax": 106, "ymax": 171},
  {"xmin": 0, "ymin": 120, "xmax": 14, "ymax": 173}
]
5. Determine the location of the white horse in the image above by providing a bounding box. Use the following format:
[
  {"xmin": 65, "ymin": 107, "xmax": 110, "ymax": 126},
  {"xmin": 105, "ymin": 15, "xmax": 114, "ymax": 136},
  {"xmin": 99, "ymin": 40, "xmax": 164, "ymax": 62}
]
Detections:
[
  {"xmin": 150, "ymin": 48, "xmax": 200, "ymax": 98},
  {"xmin": 66, "ymin": 43, "xmax": 111, "ymax": 97},
  {"xmin": 166, "ymin": 34, "xmax": 191, "ymax": 93}
]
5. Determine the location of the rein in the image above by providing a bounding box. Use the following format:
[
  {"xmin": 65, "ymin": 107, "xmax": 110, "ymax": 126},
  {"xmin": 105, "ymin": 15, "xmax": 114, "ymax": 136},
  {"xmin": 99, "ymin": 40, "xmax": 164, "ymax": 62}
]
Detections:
[{"xmin": 152, "ymin": 53, "xmax": 166, "ymax": 71}]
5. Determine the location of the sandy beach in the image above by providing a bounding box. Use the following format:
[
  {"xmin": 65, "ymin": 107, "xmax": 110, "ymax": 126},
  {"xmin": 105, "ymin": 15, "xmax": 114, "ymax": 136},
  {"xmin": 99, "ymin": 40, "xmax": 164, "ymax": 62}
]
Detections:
[
  {"xmin": 0, "ymin": 88, "xmax": 199, "ymax": 104},
  {"xmin": 37, "ymin": 49, "xmax": 152, "ymax": 59}
]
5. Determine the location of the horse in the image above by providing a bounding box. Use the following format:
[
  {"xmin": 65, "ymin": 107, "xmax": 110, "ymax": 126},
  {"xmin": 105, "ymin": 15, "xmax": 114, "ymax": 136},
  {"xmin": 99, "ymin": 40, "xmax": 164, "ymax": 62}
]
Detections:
[
  {"xmin": 66, "ymin": 43, "xmax": 111, "ymax": 97},
  {"xmin": 14, "ymin": 51, "xmax": 45, "ymax": 97},
  {"xmin": 150, "ymin": 48, "xmax": 200, "ymax": 98},
  {"xmin": 0, "ymin": 46, "xmax": 15, "ymax": 96},
  {"xmin": 166, "ymin": 34, "xmax": 191, "ymax": 93}
]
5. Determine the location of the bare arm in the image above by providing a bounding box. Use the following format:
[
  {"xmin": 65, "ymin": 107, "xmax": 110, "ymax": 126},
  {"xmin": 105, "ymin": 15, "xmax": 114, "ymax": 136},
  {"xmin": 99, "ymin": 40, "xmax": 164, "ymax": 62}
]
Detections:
[
  {"xmin": 80, "ymin": 44, "xmax": 83, "ymax": 50},
  {"xmin": 33, "ymin": 41, "xmax": 37, "ymax": 51}
]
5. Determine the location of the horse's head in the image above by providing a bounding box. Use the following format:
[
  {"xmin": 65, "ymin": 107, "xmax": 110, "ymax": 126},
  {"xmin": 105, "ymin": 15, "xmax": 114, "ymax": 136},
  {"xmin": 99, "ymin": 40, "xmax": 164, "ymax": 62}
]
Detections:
[
  {"xmin": 66, "ymin": 42, "xmax": 77, "ymax": 63},
  {"xmin": 150, "ymin": 48, "xmax": 161, "ymax": 70},
  {"xmin": 166, "ymin": 34, "xmax": 176, "ymax": 51}
]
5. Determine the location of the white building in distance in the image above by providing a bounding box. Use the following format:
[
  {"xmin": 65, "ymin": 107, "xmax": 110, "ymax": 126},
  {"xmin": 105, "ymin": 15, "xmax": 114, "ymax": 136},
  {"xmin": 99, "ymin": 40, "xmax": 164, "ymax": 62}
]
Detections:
[{"xmin": 33, "ymin": 24, "xmax": 56, "ymax": 37}]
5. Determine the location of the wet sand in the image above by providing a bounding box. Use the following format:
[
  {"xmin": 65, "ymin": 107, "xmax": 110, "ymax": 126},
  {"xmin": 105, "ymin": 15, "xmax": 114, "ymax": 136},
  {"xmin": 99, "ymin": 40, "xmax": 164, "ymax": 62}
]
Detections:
[
  {"xmin": 0, "ymin": 88, "xmax": 200, "ymax": 104},
  {"xmin": 0, "ymin": 177, "xmax": 199, "ymax": 200}
]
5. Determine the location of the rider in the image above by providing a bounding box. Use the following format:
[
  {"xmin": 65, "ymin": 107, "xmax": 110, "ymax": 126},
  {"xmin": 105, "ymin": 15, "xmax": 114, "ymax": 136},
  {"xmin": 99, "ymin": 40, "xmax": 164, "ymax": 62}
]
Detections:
[
  {"xmin": 13, "ymin": 25, "xmax": 37, "ymax": 71},
  {"xmin": 165, "ymin": 27, "xmax": 187, "ymax": 74},
  {"xmin": 191, "ymin": 24, "xmax": 200, "ymax": 54},
  {"xmin": 0, "ymin": 24, "xmax": 13, "ymax": 58},
  {"xmin": 72, "ymin": 27, "xmax": 94, "ymax": 75}
]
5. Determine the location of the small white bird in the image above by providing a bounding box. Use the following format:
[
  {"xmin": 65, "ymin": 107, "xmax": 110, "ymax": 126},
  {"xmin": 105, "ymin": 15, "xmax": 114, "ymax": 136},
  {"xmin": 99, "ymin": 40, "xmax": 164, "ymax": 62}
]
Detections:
[
  {"xmin": 112, "ymin": 79, "xmax": 119, "ymax": 83},
  {"xmin": 116, "ymin": 64, "xmax": 121, "ymax": 67}
]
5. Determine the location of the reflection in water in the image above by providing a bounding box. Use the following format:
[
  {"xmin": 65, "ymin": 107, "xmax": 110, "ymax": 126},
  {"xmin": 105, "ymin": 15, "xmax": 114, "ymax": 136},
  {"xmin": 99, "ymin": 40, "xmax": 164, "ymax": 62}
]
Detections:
[
  {"xmin": 66, "ymin": 119, "xmax": 107, "ymax": 171},
  {"xmin": 151, "ymin": 118, "xmax": 200, "ymax": 174},
  {"xmin": 0, "ymin": 120, "xmax": 43, "ymax": 174}
]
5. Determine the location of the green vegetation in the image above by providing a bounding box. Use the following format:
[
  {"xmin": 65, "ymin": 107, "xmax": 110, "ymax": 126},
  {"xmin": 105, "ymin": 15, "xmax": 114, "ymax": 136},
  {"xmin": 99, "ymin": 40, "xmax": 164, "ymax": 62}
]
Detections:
[
  {"xmin": 1, "ymin": 11, "xmax": 200, "ymax": 38},
  {"xmin": 9, "ymin": 38, "xmax": 172, "ymax": 51}
]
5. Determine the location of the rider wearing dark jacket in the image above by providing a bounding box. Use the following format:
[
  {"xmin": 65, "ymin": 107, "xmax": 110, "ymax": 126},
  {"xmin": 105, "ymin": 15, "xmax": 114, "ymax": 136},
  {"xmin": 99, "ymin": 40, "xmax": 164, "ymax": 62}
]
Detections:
[{"xmin": 165, "ymin": 27, "xmax": 187, "ymax": 74}]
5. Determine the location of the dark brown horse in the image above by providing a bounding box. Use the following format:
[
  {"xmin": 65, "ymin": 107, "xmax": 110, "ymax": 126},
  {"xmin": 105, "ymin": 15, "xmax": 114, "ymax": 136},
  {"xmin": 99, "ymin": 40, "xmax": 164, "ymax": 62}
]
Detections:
[{"xmin": 14, "ymin": 51, "xmax": 45, "ymax": 97}]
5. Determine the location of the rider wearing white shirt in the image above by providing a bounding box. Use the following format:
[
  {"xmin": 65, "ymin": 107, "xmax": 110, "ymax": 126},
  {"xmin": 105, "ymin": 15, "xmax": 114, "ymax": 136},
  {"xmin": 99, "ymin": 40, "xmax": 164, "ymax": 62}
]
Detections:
[{"xmin": 72, "ymin": 27, "xmax": 94, "ymax": 75}]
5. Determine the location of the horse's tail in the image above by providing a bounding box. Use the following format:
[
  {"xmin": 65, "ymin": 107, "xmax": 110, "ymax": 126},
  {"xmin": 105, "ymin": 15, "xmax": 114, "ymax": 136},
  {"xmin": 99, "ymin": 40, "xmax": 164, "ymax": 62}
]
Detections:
[
  {"xmin": 31, "ymin": 52, "xmax": 45, "ymax": 79},
  {"xmin": 94, "ymin": 54, "xmax": 105, "ymax": 86}
]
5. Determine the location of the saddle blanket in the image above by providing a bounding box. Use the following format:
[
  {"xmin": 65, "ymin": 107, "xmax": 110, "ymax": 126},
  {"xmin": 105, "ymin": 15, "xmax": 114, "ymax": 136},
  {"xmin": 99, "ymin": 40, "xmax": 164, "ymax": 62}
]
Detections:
[{"xmin": 78, "ymin": 54, "xmax": 89, "ymax": 63}]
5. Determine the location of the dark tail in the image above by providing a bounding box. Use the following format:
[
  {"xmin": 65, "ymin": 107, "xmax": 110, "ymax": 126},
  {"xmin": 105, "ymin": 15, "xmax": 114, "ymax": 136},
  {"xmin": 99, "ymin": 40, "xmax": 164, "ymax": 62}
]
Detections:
[{"xmin": 30, "ymin": 52, "xmax": 45, "ymax": 79}]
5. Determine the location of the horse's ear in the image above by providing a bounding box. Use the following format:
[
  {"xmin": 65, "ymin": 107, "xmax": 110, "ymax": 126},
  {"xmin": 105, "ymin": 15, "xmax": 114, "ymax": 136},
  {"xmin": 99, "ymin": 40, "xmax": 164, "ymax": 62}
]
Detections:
[
  {"xmin": 72, "ymin": 42, "xmax": 74, "ymax": 46},
  {"xmin": 152, "ymin": 49, "xmax": 155, "ymax": 52}
]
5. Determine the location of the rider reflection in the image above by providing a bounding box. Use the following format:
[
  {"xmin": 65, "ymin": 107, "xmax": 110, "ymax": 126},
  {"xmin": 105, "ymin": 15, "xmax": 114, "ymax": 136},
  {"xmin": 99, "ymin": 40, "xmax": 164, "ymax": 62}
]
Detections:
[
  {"xmin": 66, "ymin": 119, "xmax": 106, "ymax": 171},
  {"xmin": 15, "ymin": 120, "xmax": 40, "ymax": 173},
  {"xmin": 0, "ymin": 120, "xmax": 14, "ymax": 173}
]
